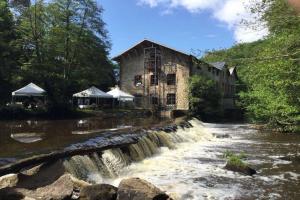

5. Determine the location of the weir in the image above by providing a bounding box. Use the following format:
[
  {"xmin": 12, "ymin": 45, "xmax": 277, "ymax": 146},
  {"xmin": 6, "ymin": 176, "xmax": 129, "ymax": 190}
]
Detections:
[{"xmin": 63, "ymin": 118, "xmax": 213, "ymax": 183}]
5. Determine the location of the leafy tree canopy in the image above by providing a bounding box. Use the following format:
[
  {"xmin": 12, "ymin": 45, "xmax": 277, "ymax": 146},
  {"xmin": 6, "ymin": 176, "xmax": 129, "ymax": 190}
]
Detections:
[
  {"xmin": 1, "ymin": 0, "xmax": 115, "ymax": 107},
  {"xmin": 203, "ymin": 0, "xmax": 300, "ymax": 132}
]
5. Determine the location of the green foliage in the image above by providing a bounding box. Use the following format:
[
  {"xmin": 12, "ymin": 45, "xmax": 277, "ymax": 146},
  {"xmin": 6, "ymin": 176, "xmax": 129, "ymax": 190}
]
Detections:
[
  {"xmin": 0, "ymin": 0, "xmax": 20, "ymax": 105},
  {"xmin": 227, "ymin": 155, "xmax": 247, "ymax": 168},
  {"xmin": 223, "ymin": 150, "xmax": 234, "ymax": 158},
  {"xmin": 203, "ymin": 0, "xmax": 300, "ymax": 132},
  {"xmin": 255, "ymin": 0, "xmax": 300, "ymax": 35},
  {"xmin": 223, "ymin": 150, "xmax": 247, "ymax": 168},
  {"xmin": 0, "ymin": 0, "xmax": 115, "ymax": 109},
  {"xmin": 188, "ymin": 75, "xmax": 223, "ymax": 121}
]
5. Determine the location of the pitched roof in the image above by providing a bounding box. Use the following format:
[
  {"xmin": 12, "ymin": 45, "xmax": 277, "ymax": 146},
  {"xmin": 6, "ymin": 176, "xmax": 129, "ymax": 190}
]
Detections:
[
  {"xmin": 12, "ymin": 83, "xmax": 46, "ymax": 96},
  {"xmin": 107, "ymin": 87, "xmax": 134, "ymax": 101},
  {"xmin": 113, "ymin": 39, "xmax": 190, "ymax": 61},
  {"xmin": 73, "ymin": 86, "xmax": 113, "ymax": 98},
  {"xmin": 209, "ymin": 62, "xmax": 227, "ymax": 70}
]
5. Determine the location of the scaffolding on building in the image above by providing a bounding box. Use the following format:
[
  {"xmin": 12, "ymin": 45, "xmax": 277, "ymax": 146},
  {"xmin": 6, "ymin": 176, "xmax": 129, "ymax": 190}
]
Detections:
[{"xmin": 143, "ymin": 43, "xmax": 177, "ymax": 111}]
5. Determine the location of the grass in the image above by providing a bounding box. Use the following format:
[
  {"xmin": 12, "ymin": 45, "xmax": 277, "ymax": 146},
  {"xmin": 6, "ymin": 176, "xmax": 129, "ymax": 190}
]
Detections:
[{"xmin": 223, "ymin": 150, "xmax": 248, "ymax": 168}]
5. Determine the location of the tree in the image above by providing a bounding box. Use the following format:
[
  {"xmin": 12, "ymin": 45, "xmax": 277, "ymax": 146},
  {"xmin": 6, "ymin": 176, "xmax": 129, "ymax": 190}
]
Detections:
[
  {"xmin": 15, "ymin": 0, "xmax": 115, "ymax": 106},
  {"xmin": 0, "ymin": 0, "xmax": 19, "ymax": 105},
  {"xmin": 203, "ymin": 0, "xmax": 300, "ymax": 131},
  {"xmin": 189, "ymin": 75, "xmax": 222, "ymax": 121}
]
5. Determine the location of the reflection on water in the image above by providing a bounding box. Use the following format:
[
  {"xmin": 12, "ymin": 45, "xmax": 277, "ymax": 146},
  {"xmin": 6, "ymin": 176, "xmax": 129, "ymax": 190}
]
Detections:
[
  {"xmin": 10, "ymin": 133, "xmax": 43, "ymax": 143},
  {"xmin": 0, "ymin": 116, "xmax": 164, "ymax": 161}
]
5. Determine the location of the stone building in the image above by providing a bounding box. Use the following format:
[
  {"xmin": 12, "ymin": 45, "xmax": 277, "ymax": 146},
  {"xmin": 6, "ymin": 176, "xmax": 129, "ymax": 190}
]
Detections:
[{"xmin": 113, "ymin": 39, "xmax": 237, "ymax": 114}]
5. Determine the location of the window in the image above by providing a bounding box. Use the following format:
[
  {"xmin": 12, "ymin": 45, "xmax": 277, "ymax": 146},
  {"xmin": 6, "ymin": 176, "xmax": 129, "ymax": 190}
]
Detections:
[
  {"xmin": 216, "ymin": 70, "xmax": 219, "ymax": 76},
  {"xmin": 134, "ymin": 75, "xmax": 142, "ymax": 86},
  {"xmin": 167, "ymin": 74, "xmax": 176, "ymax": 85},
  {"xmin": 167, "ymin": 93, "xmax": 176, "ymax": 105},
  {"xmin": 208, "ymin": 67, "xmax": 211, "ymax": 72},
  {"xmin": 150, "ymin": 75, "xmax": 158, "ymax": 85},
  {"xmin": 151, "ymin": 96, "xmax": 159, "ymax": 105}
]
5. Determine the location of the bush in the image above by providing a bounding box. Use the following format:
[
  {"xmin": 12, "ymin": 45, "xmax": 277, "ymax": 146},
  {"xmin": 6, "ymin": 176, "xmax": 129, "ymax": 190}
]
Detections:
[
  {"xmin": 0, "ymin": 104, "xmax": 30, "ymax": 119},
  {"xmin": 223, "ymin": 150, "xmax": 248, "ymax": 168},
  {"xmin": 0, "ymin": 103, "xmax": 86, "ymax": 120}
]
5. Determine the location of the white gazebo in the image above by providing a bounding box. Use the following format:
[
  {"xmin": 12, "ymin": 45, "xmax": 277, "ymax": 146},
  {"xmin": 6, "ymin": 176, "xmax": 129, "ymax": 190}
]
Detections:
[
  {"xmin": 73, "ymin": 86, "xmax": 113, "ymax": 108},
  {"xmin": 107, "ymin": 87, "xmax": 134, "ymax": 102},
  {"xmin": 12, "ymin": 83, "xmax": 46, "ymax": 103},
  {"xmin": 12, "ymin": 83, "xmax": 46, "ymax": 97}
]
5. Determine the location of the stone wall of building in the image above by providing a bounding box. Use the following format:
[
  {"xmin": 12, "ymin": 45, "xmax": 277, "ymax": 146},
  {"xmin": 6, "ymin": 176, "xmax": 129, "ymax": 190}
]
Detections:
[
  {"xmin": 119, "ymin": 46, "xmax": 191, "ymax": 111},
  {"xmin": 160, "ymin": 48, "xmax": 190, "ymax": 110},
  {"xmin": 118, "ymin": 41, "xmax": 238, "ymax": 113},
  {"xmin": 119, "ymin": 49, "xmax": 144, "ymax": 96}
]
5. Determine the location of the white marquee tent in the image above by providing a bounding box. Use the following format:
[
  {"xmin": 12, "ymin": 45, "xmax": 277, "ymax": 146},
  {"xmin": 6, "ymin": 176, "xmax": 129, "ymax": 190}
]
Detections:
[
  {"xmin": 12, "ymin": 83, "xmax": 46, "ymax": 97},
  {"xmin": 107, "ymin": 87, "xmax": 134, "ymax": 102},
  {"xmin": 73, "ymin": 86, "xmax": 113, "ymax": 98},
  {"xmin": 73, "ymin": 86, "xmax": 113, "ymax": 108}
]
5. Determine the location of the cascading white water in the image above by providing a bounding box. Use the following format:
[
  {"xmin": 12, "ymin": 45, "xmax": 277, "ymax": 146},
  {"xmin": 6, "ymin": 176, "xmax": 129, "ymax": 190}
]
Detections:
[
  {"xmin": 63, "ymin": 118, "xmax": 213, "ymax": 184},
  {"xmin": 62, "ymin": 118, "xmax": 300, "ymax": 199}
]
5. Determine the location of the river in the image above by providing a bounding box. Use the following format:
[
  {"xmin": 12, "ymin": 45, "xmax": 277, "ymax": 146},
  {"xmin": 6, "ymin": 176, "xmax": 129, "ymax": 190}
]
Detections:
[
  {"xmin": 0, "ymin": 116, "xmax": 165, "ymax": 165},
  {"xmin": 112, "ymin": 122, "xmax": 300, "ymax": 199},
  {"xmin": 63, "ymin": 119, "xmax": 300, "ymax": 199},
  {"xmin": 1, "ymin": 118, "xmax": 300, "ymax": 199}
]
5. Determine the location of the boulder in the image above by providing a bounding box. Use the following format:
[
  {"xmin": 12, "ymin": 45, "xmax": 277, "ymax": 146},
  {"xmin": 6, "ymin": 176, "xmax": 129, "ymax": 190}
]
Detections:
[
  {"xmin": 225, "ymin": 163, "xmax": 256, "ymax": 176},
  {"xmin": 0, "ymin": 187, "xmax": 25, "ymax": 200},
  {"xmin": 0, "ymin": 174, "xmax": 75, "ymax": 200},
  {"xmin": 79, "ymin": 184, "xmax": 117, "ymax": 200},
  {"xmin": 117, "ymin": 178, "xmax": 170, "ymax": 200},
  {"xmin": 0, "ymin": 174, "xmax": 18, "ymax": 189},
  {"xmin": 16, "ymin": 160, "xmax": 66, "ymax": 190},
  {"xmin": 31, "ymin": 173, "xmax": 74, "ymax": 200}
]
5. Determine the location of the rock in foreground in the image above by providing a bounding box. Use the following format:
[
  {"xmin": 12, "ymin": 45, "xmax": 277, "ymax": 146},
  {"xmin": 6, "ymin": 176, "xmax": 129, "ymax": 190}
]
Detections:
[
  {"xmin": 225, "ymin": 163, "xmax": 256, "ymax": 176},
  {"xmin": 80, "ymin": 184, "xmax": 117, "ymax": 200},
  {"xmin": 0, "ymin": 174, "xmax": 74, "ymax": 200},
  {"xmin": 117, "ymin": 177, "xmax": 171, "ymax": 200}
]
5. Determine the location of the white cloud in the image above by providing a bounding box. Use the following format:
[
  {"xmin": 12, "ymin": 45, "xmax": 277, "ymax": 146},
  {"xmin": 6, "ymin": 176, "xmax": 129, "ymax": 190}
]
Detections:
[{"xmin": 138, "ymin": 0, "xmax": 269, "ymax": 43}]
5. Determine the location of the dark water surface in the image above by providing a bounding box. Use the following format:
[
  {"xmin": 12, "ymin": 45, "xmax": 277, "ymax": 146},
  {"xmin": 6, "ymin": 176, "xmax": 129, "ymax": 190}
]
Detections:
[{"xmin": 0, "ymin": 117, "xmax": 165, "ymax": 164}]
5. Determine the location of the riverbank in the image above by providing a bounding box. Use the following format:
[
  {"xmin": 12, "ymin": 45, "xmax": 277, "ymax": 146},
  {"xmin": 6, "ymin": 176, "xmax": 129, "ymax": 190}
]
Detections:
[{"xmin": 0, "ymin": 105, "xmax": 152, "ymax": 121}]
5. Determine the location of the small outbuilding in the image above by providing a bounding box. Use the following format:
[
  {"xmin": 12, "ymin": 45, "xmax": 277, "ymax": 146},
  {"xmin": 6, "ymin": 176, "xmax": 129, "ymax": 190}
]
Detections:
[{"xmin": 73, "ymin": 86, "xmax": 113, "ymax": 108}]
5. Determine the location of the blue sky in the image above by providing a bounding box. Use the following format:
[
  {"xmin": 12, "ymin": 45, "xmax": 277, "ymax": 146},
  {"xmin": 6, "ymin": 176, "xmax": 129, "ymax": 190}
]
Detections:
[{"xmin": 99, "ymin": 0, "xmax": 268, "ymax": 58}]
